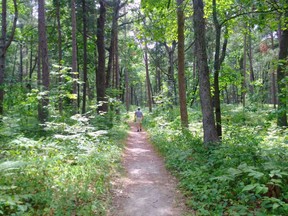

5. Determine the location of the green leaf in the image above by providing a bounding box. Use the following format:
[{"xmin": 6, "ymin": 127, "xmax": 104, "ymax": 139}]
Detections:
[
  {"xmin": 255, "ymin": 185, "xmax": 268, "ymax": 194},
  {"xmin": 272, "ymin": 203, "xmax": 280, "ymax": 209},
  {"xmin": 227, "ymin": 167, "xmax": 242, "ymax": 176},
  {"xmin": 248, "ymin": 170, "xmax": 264, "ymax": 179},
  {"xmin": 242, "ymin": 184, "xmax": 257, "ymax": 192},
  {"xmin": 0, "ymin": 161, "xmax": 26, "ymax": 172}
]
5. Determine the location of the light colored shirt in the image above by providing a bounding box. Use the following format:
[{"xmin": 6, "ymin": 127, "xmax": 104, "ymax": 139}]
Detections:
[{"xmin": 135, "ymin": 110, "xmax": 143, "ymax": 118}]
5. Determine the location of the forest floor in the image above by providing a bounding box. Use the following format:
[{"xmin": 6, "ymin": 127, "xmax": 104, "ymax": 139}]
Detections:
[{"xmin": 108, "ymin": 123, "xmax": 190, "ymax": 216}]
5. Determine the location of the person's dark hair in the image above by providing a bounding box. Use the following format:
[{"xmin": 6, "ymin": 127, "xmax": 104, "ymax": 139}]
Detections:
[{"xmin": 138, "ymin": 107, "xmax": 140, "ymax": 110}]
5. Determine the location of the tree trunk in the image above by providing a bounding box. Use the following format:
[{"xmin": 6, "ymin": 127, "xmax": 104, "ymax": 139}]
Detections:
[
  {"xmin": 144, "ymin": 43, "xmax": 152, "ymax": 112},
  {"xmin": 276, "ymin": 5, "xmax": 288, "ymax": 126},
  {"xmin": 176, "ymin": 0, "xmax": 188, "ymax": 128},
  {"xmin": 242, "ymin": 30, "xmax": 247, "ymax": 107},
  {"xmin": 270, "ymin": 32, "xmax": 277, "ymax": 108},
  {"xmin": 81, "ymin": 0, "xmax": 88, "ymax": 114},
  {"xmin": 248, "ymin": 27, "xmax": 255, "ymax": 94},
  {"xmin": 125, "ymin": 67, "xmax": 130, "ymax": 111},
  {"xmin": 0, "ymin": 1, "xmax": 8, "ymax": 114},
  {"xmin": 56, "ymin": 0, "xmax": 63, "ymax": 114},
  {"xmin": 19, "ymin": 43, "xmax": 23, "ymax": 83},
  {"xmin": 96, "ymin": 0, "xmax": 107, "ymax": 112},
  {"xmin": 0, "ymin": 0, "xmax": 18, "ymax": 115},
  {"xmin": 193, "ymin": 0, "xmax": 219, "ymax": 145},
  {"xmin": 71, "ymin": 0, "xmax": 78, "ymax": 112},
  {"xmin": 164, "ymin": 41, "xmax": 177, "ymax": 106},
  {"xmin": 38, "ymin": 0, "xmax": 50, "ymax": 123},
  {"xmin": 212, "ymin": 0, "xmax": 227, "ymax": 139},
  {"xmin": 123, "ymin": 4, "xmax": 129, "ymax": 111}
]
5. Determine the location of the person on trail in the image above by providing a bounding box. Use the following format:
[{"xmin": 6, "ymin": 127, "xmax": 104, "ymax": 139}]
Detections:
[{"xmin": 135, "ymin": 107, "xmax": 144, "ymax": 132}]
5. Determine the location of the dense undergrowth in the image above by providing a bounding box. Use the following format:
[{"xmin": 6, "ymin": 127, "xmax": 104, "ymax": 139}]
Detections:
[
  {"xmin": 145, "ymin": 104, "xmax": 288, "ymax": 215},
  {"xmin": 0, "ymin": 112, "xmax": 129, "ymax": 215}
]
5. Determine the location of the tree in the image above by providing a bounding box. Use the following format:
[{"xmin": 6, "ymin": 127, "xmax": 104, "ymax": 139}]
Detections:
[
  {"xmin": 276, "ymin": 0, "xmax": 288, "ymax": 126},
  {"xmin": 144, "ymin": 42, "xmax": 153, "ymax": 112},
  {"xmin": 55, "ymin": 0, "xmax": 63, "ymax": 114},
  {"xmin": 106, "ymin": 0, "xmax": 125, "ymax": 90},
  {"xmin": 0, "ymin": 0, "xmax": 18, "ymax": 115},
  {"xmin": 176, "ymin": 0, "xmax": 188, "ymax": 128},
  {"xmin": 71, "ymin": 0, "xmax": 78, "ymax": 112},
  {"xmin": 193, "ymin": 0, "xmax": 219, "ymax": 144},
  {"xmin": 38, "ymin": 0, "xmax": 50, "ymax": 123},
  {"xmin": 164, "ymin": 41, "xmax": 178, "ymax": 106},
  {"xmin": 96, "ymin": 0, "xmax": 108, "ymax": 112},
  {"xmin": 212, "ymin": 0, "xmax": 228, "ymax": 138},
  {"xmin": 81, "ymin": 0, "xmax": 88, "ymax": 114}
]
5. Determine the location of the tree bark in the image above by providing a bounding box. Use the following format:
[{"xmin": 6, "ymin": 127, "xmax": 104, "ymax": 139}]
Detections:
[
  {"xmin": 176, "ymin": 0, "xmax": 188, "ymax": 128},
  {"xmin": 19, "ymin": 43, "xmax": 23, "ymax": 83},
  {"xmin": 56, "ymin": 0, "xmax": 63, "ymax": 114},
  {"xmin": 212, "ymin": 0, "xmax": 228, "ymax": 139},
  {"xmin": 96, "ymin": 0, "xmax": 108, "ymax": 112},
  {"xmin": 144, "ymin": 43, "xmax": 152, "ymax": 112},
  {"xmin": 242, "ymin": 30, "xmax": 247, "ymax": 107},
  {"xmin": 164, "ymin": 41, "xmax": 177, "ymax": 106},
  {"xmin": 193, "ymin": 0, "xmax": 219, "ymax": 145},
  {"xmin": 248, "ymin": 27, "xmax": 255, "ymax": 94},
  {"xmin": 276, "ymin": 4, "xmax": 288, "ymax": 126},
  {"xmin": 106, "ymin": 0, "xmax": 123, "ymax": 90},
  {"xmin": 270, "ymin": 32, "xmax": 277, "ymax": 108},
  {"xmin": 38, "ymin": 0, "xmax": 50, "ymax": 123},
  {"xmin": 71, "ymin": 0, "xmax": 78, "ymax": 112},
  {"xmin": 81, "ymin": 0, "xmax": 88, "ymax": 114},
  {"xmin": 123, "ymin": 5, "xmax": 129, "ymax": 111}
]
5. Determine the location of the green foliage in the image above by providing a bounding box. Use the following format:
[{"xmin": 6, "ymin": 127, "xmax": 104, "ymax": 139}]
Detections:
[
  {"xmin": 0, "ymin": 113, "xmax": 128, "ymax": 215},
  {"xmin": 146, "ymin": 105, "xmax": 288, "ymax": 215}
]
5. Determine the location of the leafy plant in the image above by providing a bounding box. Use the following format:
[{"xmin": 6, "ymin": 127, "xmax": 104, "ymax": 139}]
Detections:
[{"xmin": 146, "ymin": 105, "xmax": 288, "ymax": 215}]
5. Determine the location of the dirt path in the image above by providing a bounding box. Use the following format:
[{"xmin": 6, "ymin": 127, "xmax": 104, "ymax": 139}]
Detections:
[{"xmin": 109, "ymin": 123, "xmax": 187, "ymax": 216}]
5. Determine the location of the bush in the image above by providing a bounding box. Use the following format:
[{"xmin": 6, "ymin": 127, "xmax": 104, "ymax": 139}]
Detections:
[
  {"xmin": 146, "ymin": 105, "xmax": 288, "ymax": 215},
  {"xmin": 0, "ymin": 114, "xmax": 128, "ymax": 215}
]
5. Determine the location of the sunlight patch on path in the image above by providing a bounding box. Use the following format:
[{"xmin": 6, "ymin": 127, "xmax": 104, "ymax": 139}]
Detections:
[{"xmin": 109, "ymin": 123, "xmax": 186, "ymax": 216}]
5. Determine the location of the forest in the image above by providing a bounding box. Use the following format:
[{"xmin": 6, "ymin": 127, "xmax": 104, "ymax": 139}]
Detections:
[{"xmin": 0, "ymin": 0, "xmax": 287, "ymax": 215}]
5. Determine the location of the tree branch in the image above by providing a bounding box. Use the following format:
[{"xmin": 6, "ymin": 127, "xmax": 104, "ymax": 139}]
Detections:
[{"xmin": 220, "ymin": 9, "xmax": 277, "ymax": 27}]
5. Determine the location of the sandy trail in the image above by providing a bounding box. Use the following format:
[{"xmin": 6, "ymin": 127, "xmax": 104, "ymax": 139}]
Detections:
[{"xmin": 109, "ymin": 123, "xmax": 187, "ymax": 216}]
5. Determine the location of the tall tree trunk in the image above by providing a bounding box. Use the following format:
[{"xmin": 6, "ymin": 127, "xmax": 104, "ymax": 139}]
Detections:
[
  {"xmin": 81, "ymin": 0, "xmax": 88, "ymax": 114},
  {"xmin": 38, "ymin": 0, "xmax": 50, "ymax": 123},
  {"xmin": 193, "ymin": 0, "xmax": 219, "ymax": 145},
  {"xmin": 106, "ymin": 0, "xmax": 122, "ymax": 90},
  {"xmin": 71, "ymin": 0, "xmax": 78, "ymax": 112},
  {"xmin": 125, "ymin": 67, "xmax": 130, "ymax": 111},
  {"xmin": 277, "ymin": 5, "xmax": 288, "ymax": 126},
  {"xmin": 248, "ymin": 27, "xmax": 255, "ymax": 94},
  {"xmin": 155, "ymin": 43, "xmax": 162, "ymax": 93},
  {"xmin": 0, "ymin": 0, "xmax": 17, "ymax": 115},
  {"xmin": 176, "ymin": 0, "xmax": 188, "ymax": 128},
  {"xmin": 242, "ymin": 30, "xmax": 247, "ymax": 107},
  {"xmin": 19, "ymin": 43, "xmax": 23, "ymax": 83},
  {"xmin": 56, "ymin": 0, "xmax": 63, "ymax": 114},
  {"xmin": 124, "ymin": 5, "xmax": 129, "ymax": 111},
  {"xmin": 144, "ymin": 43, "xmax": 152, "ymax": 112},
  {"xmin": 96, "ymin": 0, "xmax": 107, "ymax": 112},
  {"xmin": 164, "ymin": 41, "xmax": 177, "ymax": 106},
  {"xmin": 212, "ymin": 0, "xmax": 227, "ymax": 139},
  {"xmin": 270, "ymin": 32, "xmax": 277, "ymax": 108}
]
